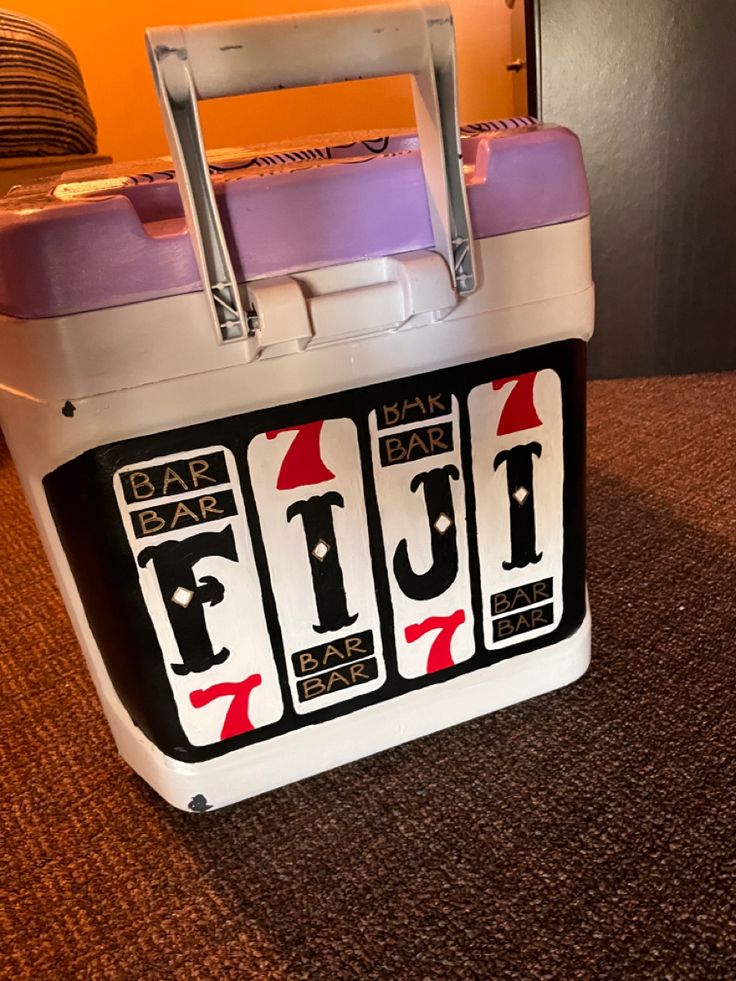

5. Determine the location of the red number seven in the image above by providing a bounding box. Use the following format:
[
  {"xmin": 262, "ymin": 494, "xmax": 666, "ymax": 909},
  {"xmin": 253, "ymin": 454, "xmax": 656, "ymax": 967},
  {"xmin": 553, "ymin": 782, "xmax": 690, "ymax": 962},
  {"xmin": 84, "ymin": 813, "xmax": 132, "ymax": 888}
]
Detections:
[
  {"xmin": 492, "ymin": 373, "xmax": 542, "ymax": 435},
  {"xmin": 266, "ymin": 421, "xmax": 335, "ymax": 490},
  {"xmin": 190, "ymin": 674, "xmax": 262, "ymax": 741},
  {"xmin": 404, "ymin": 609, "xmax": 466, "ymax": 674}
]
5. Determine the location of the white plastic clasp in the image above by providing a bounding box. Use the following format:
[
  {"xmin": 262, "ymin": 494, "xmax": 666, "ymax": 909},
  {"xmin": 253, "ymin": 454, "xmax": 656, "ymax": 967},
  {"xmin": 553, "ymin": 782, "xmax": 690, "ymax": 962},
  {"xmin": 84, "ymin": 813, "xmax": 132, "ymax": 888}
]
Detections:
[{"xmin": 249, "ymin": 250, "xmax": 456, "ymax": 359}]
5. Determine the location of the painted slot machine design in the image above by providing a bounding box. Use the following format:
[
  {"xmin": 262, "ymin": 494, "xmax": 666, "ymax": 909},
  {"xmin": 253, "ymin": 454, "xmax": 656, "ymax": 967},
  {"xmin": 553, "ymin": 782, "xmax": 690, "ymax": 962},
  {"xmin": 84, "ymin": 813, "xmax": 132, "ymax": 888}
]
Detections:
[
  {"xmin": 114, "ymin": 448, "xmax": 283, "ymax": 746},
  {"xmin": 101, "ymin": 356, "xmax": 573, "ymax": 755},
  {"xmin": 247, "ymin": 419, "xmax": 387, "ymax": 712},
  {"xmin": 368, "ymin": 392, "xmax": 474, "ymax": 679},
  {"xmin": 468, "ymin": 370, "xmax": 564, "ymax": 650}
]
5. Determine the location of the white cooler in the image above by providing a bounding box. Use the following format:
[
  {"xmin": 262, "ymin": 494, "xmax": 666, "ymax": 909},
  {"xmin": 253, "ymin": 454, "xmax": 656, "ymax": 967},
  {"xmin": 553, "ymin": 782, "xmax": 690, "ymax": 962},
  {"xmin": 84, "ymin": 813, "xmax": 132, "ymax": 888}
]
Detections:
[{"xmin": 0, "ymin": 2, "xmax": 594, "ymax": 811}]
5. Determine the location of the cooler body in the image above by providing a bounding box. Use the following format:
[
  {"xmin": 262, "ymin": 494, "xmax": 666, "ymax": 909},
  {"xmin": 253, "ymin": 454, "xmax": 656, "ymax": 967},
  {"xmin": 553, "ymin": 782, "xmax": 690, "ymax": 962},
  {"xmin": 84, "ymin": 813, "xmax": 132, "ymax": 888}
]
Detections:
[{"xmin": 0, "ymin": 19, "xmax": 593, "ymax": 809}]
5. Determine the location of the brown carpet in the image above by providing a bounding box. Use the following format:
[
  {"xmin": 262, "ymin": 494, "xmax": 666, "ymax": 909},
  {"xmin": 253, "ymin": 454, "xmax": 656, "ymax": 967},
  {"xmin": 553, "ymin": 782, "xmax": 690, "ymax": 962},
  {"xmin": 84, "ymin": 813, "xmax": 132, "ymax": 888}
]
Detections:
[{"xmin": 2, "ymin": 373, "xmax": 735, "ymax": 980}]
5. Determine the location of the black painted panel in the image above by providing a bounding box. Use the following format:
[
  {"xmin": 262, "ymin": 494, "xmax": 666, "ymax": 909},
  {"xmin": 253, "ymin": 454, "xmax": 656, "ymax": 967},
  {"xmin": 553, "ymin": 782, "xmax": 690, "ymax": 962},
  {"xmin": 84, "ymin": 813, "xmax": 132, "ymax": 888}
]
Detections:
[{"xmin": 44, "ymin": 340, "xmax": 587, "ymax": 763}]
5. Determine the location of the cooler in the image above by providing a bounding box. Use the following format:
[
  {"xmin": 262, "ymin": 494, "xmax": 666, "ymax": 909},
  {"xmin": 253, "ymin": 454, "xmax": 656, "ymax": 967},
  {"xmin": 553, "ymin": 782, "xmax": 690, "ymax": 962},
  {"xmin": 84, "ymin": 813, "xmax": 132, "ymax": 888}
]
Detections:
[{"xmin": 0, "ymin": 2, "xmax": 594, "ymax": 811}]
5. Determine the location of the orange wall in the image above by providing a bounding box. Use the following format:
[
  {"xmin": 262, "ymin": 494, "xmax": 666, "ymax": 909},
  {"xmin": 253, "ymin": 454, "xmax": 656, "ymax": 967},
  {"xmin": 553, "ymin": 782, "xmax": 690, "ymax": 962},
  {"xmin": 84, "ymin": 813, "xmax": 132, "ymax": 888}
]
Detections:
[{"xmin": 4, "ymin": 0, "xmax": 514, "ymax": 163}]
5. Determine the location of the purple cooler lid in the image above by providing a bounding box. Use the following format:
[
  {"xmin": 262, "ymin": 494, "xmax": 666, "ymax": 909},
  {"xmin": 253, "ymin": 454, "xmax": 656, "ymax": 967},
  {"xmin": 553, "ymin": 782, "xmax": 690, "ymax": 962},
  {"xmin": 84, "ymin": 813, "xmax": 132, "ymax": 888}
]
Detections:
[{"xmin": 0, "ymin": 118, "xmax": 589, "ymax": 320}]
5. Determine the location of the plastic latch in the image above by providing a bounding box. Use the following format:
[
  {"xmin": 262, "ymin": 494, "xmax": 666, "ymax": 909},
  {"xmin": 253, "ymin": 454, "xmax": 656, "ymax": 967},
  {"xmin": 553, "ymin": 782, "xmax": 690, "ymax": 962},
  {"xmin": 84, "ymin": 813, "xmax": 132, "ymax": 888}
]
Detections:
[
  {"xmin": 250, "ymin": 250, "xmax": 457, "ymax": 358},
  {"xmin": 248, "ymin": 277, "xmax": 313, "ymax": 360}
]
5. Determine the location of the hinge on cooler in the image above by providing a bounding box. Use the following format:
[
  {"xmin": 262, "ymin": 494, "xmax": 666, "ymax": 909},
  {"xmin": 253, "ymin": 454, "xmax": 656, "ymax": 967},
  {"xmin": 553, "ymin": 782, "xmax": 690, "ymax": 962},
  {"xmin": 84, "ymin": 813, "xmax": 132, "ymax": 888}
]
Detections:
[
  {"xmin": 453, "ymin": 236, "xmax": 473, "ymax": 292},
  {"xmin": 211, "ymin": 281, "xmax": 257, "ymax": 340},
  {"xmin": 245, "ymin": 308, "xmax": 260, "ymax": 336}
]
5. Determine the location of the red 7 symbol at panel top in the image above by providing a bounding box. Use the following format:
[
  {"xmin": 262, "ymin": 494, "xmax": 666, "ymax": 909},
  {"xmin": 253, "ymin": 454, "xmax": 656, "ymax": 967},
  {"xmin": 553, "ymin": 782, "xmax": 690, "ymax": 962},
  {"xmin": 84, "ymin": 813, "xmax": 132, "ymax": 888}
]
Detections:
[
  {"xmin": 492, "ymin": 373, "xmax": 543, "ymax": 436},
  {"xmin": 266, "ymin": 422, "xmax": 336, "ymax": 490},
  {"xmin": 190, "ymin": 674, "xmax": 262, "ymax": 741},
  {"xmin": 404, "ymin": 609, "xmax": 467, "ymax": 674}
]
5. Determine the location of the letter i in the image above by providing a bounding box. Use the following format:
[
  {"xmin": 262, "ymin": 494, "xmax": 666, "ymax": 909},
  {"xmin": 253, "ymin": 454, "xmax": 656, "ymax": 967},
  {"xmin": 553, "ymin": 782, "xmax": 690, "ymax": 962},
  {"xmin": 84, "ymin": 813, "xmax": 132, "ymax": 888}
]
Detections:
[
  {"xmin": 286, "ymin": 492, "xmax": 358, "ymax": 634},
  {"xmin": 493, "ymin": 442, "xmax": 543, "ymax": 570}
]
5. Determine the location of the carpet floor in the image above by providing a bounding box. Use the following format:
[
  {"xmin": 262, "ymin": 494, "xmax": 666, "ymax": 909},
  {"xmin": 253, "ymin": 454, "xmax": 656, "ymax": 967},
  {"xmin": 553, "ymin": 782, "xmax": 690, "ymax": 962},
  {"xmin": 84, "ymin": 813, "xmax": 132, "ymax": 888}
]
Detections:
[{"xmin": 2, "ymin": 372, "xmax": 734, "ymax": 980}]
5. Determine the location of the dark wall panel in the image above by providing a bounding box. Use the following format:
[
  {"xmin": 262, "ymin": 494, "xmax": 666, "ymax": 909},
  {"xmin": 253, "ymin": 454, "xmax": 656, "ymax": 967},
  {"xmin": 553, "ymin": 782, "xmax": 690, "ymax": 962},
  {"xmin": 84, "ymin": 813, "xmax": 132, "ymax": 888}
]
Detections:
[{"xmin": 537, "ymin": 0, "xmax": 736, "ymax": 378}]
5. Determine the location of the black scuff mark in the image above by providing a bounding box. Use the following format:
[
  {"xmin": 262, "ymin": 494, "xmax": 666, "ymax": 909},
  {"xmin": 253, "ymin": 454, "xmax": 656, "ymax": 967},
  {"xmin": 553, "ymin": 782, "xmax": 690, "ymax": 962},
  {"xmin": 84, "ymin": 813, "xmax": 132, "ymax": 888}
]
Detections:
[
  {"xmin": 154, "ymin": 44, "xmax": 188, "ymax": 62},
  {"xmin": 61, "ymin": 400, "xmax": 76, "ymax": 418},
  {"xmin": 188, "ymin": 794, "xmax": 213, "ymax": 813}
]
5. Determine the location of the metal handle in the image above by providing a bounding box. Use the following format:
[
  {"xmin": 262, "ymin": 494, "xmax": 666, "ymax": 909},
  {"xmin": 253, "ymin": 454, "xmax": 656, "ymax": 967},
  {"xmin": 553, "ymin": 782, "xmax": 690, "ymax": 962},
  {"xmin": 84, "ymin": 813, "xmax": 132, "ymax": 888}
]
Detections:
[{"xmin": 146, "ymin": 2, "xmax": 475, "ymax": 346}]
